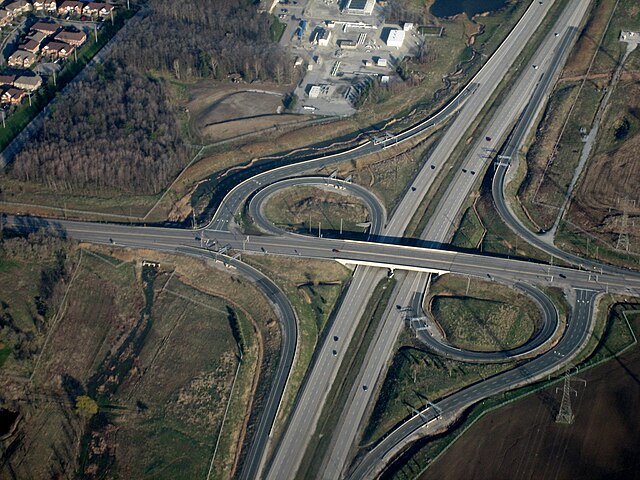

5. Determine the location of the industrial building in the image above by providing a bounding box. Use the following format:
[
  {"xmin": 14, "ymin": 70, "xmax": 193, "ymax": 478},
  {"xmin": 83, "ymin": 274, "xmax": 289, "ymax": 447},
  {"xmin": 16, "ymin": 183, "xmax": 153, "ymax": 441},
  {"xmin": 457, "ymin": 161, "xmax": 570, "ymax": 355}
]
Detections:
[
  {"xmin": 342, "ymin": 0, "xmax": 375, "ymax": 16},
  {"xmin": 316, "ymin": 29, "xmax": 331, "ymax": 46},
  {"xmin": 385, "ymin": 29, "xmax": 405, "ymax": 48}
]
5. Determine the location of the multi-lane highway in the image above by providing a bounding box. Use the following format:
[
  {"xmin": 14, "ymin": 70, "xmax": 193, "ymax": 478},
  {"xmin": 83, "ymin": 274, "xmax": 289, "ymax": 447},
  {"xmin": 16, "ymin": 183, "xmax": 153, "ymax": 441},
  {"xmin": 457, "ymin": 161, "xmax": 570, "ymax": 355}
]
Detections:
[
  {"xmin": 265, "ymin": 1, "xmax": 572, "ymax": 477},
  {"xmin": 4, "ymin": 1, "xmax": 635, "ymax": 479},
  {"xmin": 313, "ymin": 1, "xmax": 591, "ymax": 477}
]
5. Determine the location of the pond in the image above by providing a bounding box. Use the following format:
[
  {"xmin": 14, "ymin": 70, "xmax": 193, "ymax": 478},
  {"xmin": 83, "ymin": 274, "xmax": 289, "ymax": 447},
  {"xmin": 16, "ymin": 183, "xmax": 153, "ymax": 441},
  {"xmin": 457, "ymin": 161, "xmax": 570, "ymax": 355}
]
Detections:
[
  {"xmin": 431, "ymin": 0, "xmax": 509, "ymax": 18},
  {"xmin": 0, "ymin": 408, "xmax": 19, "ymax": 436}
]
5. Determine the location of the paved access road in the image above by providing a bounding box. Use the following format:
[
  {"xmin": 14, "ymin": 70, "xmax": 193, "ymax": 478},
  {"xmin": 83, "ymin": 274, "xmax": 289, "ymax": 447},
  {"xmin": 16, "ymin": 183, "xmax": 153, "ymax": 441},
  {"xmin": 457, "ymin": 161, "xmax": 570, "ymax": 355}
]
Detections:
[{"xmin": 348, "ymin": 288, "xmax": 599, "ymax": 480}]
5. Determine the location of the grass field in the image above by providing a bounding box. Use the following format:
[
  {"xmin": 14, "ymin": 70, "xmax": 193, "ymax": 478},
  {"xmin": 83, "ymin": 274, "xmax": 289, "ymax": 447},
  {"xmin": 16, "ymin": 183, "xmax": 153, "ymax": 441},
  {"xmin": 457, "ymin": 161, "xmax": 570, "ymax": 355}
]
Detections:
[
  {"xmin": 0, "ymin": 237, "xmax": 274, "ymax": 479},
  {"xmin": 426, "ymin": 274, "xmax": 540, "ymax": 352},
  {"xmin": 240, "ymin": 255, "xmax": 352, "ymax": 441},
  {"xmin": 262, "ymin": 185, "xmax": 370, "ymax": 236}
]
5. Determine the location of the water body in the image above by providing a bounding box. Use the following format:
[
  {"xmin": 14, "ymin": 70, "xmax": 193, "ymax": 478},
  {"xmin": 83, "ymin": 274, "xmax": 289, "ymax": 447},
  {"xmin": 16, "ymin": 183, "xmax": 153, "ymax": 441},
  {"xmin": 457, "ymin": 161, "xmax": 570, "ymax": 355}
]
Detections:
[{"xmin": 431, "ymin": 0, "xmax": 508, "ymax": 18}]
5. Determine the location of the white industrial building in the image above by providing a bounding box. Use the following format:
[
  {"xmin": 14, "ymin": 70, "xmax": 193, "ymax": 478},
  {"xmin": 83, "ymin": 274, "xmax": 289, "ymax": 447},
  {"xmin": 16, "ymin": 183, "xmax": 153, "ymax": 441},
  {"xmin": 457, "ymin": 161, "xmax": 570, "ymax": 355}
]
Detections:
[
  {"xmin": 342, "ymin": 0, "xmax": 375, "ymax": 16},
  {"xmin": 317, "ymin": 29, "xmax": 331, "ymax": 46},
  {"xmin": 385, "ymin": 29, "xmax": 405, "ymax": 48}
]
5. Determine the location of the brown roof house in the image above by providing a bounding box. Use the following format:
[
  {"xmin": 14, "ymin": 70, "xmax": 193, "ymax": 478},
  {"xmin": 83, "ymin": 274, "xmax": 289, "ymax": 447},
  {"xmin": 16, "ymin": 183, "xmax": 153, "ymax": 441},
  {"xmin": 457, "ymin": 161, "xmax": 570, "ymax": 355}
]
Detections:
[
  {"xmin": 84, "ymin": 2, "xmax": 115, "ymax": 16},
  {"xmin": 32, "ymin": 21, "xmax": 62, "ymax": 35},
  {"xmin": 5, "ymin": 0, "xmax": 32, "ymax": 16},
  {"xmin": 21, "ymin": 39, "xmax": 41, "ymax": 54},
  {"xmin": 54, "ymin": 29, "xmax": 87, "ymax": 47},
  {"xmin": 43, "ymin": 41, "xmax": 74, "ymax": 58},
  {"xmin": 14, "ymin": 75, "xmax": 42, "ymax": 92},
  {"xmin": 8, "ymin": 50, "xmax": 36, "ymax": 68},
  {"xmin": 26, "ymin": 31, "xmax": 48, "ymax": 45},
  {"xmin": 2, "ymin": 87, "xmax": 27, "ymax": 104},
  {"xmin": 58, "ymin": 1, "xmax": 84, "ymax": 15},
  {"xmin": 0, "ymin": 75, "xmax": 16, "ymax": 86}
]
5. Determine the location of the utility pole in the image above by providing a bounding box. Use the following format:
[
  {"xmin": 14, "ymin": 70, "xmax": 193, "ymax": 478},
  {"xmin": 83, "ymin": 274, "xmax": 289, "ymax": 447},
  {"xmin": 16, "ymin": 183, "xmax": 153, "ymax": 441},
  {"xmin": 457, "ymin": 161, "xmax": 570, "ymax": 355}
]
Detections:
[
  {"xmin": 318, "ymin": 221, "xmax": 321, "ymax": 238},
  {"xmin": 340, "ymin": 218, "xmax": 343, "ymax": 235}
]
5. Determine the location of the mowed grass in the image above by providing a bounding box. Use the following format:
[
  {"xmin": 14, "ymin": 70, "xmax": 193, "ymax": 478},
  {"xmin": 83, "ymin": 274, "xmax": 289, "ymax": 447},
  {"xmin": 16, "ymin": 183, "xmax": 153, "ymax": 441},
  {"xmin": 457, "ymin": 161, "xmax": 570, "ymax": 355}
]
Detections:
[
  {"xmin": 428, "ymin": 275, "xmax": 540, "ymax": 352},
  {"xmin": 241, "ymin": 255, "xmax": 352, "ymax": 438},
  {"xmin": 263, "ymin": 185, "xmax": 370, "ymax": 236}
]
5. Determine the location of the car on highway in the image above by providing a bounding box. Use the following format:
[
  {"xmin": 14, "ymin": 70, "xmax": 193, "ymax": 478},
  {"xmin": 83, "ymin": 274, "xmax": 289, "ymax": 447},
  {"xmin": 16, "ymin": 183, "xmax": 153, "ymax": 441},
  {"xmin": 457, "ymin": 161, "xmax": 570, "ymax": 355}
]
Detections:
[
  {"xmin": 533, "ymin": 64, "xmax": 539, "ymax": 69},
  {"xmin": 486, "ymin": 136, "xmax": 492, "ymax": 141},
  {"xmin": 362, "ymin": 385, "xmax": 368, "ymax": 391},
  {"xmin": 332, "ymin": 350, "xmax": 337, "ymax": 356},
  {"xmin": 332, "ymin": 248, "xmax": 340, "ymax": 253}
]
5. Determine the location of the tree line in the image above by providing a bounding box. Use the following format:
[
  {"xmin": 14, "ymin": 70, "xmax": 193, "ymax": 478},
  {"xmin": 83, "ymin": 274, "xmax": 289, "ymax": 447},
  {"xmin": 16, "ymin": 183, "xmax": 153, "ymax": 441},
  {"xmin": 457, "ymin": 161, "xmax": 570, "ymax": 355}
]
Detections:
[
  {"xmin": 10, "ymin": 62, "xmax": 188, "ymax": 195},
  {"xmin": 113, "ymin": 0, "xmax": 294, "ymax": 82}
]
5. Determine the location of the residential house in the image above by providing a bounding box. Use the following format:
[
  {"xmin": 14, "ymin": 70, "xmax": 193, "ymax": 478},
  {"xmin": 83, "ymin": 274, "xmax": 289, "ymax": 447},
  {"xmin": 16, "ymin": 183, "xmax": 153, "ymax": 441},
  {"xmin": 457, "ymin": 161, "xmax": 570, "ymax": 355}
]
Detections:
[
  {"xmin": 21, "ymin": 39, "xmax": 40, "ymax": 54},
  {"xmin": 54, "ymin": 29, "xmax": 87, "ymax": 47},
  {"xmin": 58, "ymin": 1, "xmax": 84, "ymax": 16},
  {"xmin": 0, "ymin": 75, "xmax": 16, "ymax": 86},
  {"xmin": 32, "ymin": 0, "xmax": 55, "ymax": 11},
  {"xmin": 0, "ymin": 9, "xmax": 12, "ymax": 27},
  {"xmin": 26, "ymin": 31, "xmax": 48, "ymax": 45},
  {"xmin": 8, "ymin": 50, "xmax": 36, "ymax": 68},
  {"xmin": 14, "ymin": 75, "xmax": 42, "ymax": 92},
  {"xmin": 5, "ymin": 0, "xmax": 32, "ymax": 16},
  {"xmin": 83, "ymin": 2, "xmax": 115, "ymax": 16},
  {"xmin": 2, "ymin": 87, "xmax": 27, "ymax": 104},
  {"xmin": 43, "ymin": 41, "xmax": 74, "ymax": 58},
  {"xmin": 32, "ymin": 21, "xmax": 61, "ymax": 35}
]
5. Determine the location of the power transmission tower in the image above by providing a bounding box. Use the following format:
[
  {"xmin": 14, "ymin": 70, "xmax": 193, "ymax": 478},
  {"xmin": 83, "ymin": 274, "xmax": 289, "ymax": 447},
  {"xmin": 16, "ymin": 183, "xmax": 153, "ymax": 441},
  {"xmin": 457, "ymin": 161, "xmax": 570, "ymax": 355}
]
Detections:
[{"xmin": 555, "ymin": 370, "xmax": 586, "ymax": 424}]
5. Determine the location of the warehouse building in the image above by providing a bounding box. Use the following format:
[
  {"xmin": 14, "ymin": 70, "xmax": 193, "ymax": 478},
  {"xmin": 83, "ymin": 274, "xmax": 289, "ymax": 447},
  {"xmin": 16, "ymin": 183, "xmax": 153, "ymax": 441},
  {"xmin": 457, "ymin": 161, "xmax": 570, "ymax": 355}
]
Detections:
[
  {"xmin": 342, "ymin": 0, "xmax": 375, "ymax": 16},
  {"xmin": 385, "ymin": 29, "xmax": 405, "ymax": 48}
]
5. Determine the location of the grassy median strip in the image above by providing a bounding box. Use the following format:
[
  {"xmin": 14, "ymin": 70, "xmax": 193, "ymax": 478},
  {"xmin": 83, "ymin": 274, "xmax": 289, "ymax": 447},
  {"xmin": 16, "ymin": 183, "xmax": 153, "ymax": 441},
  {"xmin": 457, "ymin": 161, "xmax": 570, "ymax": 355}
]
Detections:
[
  {"xmin": 296, "ymin": 277, "xmax": 395, "ymax": 479},
  {"xmin": 404, "ymin": 0, "xmax": 568, "ymax": 242}
]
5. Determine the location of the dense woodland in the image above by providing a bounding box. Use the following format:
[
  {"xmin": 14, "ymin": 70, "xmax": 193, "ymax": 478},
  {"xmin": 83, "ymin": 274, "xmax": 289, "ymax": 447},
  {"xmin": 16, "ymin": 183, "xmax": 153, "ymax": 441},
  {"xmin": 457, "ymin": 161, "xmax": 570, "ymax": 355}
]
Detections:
[
  {"xmin": 114, "ymin": 0, "xmax": 293, "ymax": 82},
  {"xmin": 8, "ymin": 0, "xmax": 292, "ymax": 194},
  {"xmin": 11, "ymin": 63, "xmax": 188, "ymax": 194}
]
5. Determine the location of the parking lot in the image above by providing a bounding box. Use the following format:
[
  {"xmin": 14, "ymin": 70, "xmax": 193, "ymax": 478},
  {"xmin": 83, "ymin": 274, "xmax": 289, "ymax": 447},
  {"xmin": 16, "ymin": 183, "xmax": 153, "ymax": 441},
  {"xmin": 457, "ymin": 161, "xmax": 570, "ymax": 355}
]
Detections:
[{"xmin": 276, "ymin": 0, "xmax": 422, "ymax": 116}]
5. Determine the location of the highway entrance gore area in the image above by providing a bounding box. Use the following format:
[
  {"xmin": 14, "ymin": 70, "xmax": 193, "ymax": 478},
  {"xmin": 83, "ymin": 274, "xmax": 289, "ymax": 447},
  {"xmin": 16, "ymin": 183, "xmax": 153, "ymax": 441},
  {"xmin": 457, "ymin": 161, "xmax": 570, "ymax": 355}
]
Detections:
[{"xmin": 2, "ymin": 0, "xmax": 640, "ymax": 479}]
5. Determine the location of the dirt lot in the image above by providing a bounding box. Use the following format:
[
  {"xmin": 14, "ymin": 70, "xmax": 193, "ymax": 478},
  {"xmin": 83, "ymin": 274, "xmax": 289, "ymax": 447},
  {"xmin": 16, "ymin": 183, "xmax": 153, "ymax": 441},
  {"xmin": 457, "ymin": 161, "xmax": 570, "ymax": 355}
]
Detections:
[
  {"xmin": 184, "ymin": 81, "xmax": 306, "ymax": 142},
  {"xmin": 423, "ymin": 338, "xmax": 640, "ymax": 480}
]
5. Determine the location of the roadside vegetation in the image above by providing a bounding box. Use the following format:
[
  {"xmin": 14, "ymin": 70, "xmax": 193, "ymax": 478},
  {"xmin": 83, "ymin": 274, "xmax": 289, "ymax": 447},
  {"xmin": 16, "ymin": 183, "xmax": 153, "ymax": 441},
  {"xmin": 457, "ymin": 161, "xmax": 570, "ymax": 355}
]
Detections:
[
  {"xmin": 425, "ymin": 275, "xmax": 540, "ymax": 352},
  {"xmin": 386, "ymin": 299, "xmax": 640, "ymax": 480},
  {"xmin": 0, "ymin": 231, "xmax": 277, "ymax": 479},
  {"xmin": 262, "ymin": 185, "xmax": 370, "ymax": 236},
  {"xmin": 298, "ymin": 276, "xmax": 394, "ymax": 479},
  {"xmin": 240, "ymin": 255, "xmax": 352, "ymax": 441}
]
